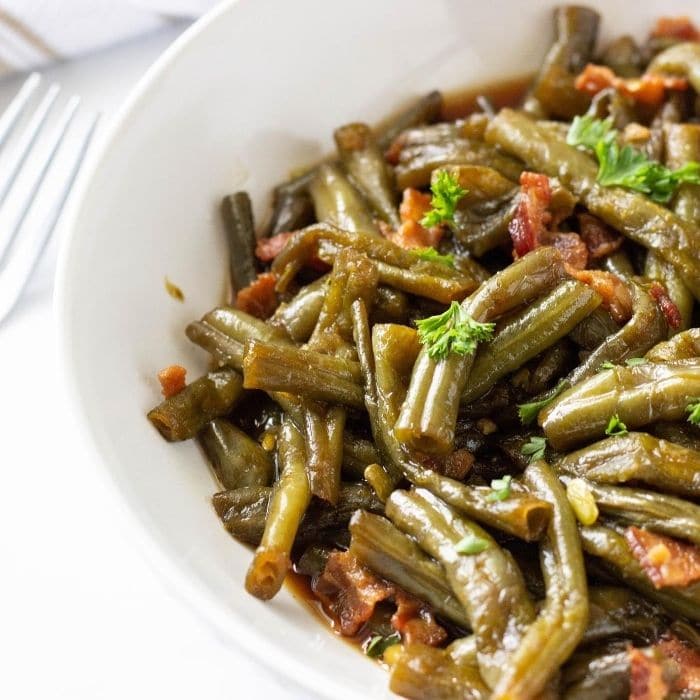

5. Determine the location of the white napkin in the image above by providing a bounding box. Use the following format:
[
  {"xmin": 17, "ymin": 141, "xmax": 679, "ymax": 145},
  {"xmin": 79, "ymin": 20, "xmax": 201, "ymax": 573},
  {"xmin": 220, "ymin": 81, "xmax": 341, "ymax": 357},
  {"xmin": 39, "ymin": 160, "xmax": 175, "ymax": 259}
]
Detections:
[{"xmin": 0, "ymin": 0, "xmax": 219, "ymax": 75}]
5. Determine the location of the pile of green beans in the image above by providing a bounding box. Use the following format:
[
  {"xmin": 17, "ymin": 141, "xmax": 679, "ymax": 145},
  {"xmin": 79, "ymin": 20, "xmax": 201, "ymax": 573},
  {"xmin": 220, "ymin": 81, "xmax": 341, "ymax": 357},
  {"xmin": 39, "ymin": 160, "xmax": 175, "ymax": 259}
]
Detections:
[{"xmin": 147, "ymin": 6, "xmax": 700, "ymax": 697}]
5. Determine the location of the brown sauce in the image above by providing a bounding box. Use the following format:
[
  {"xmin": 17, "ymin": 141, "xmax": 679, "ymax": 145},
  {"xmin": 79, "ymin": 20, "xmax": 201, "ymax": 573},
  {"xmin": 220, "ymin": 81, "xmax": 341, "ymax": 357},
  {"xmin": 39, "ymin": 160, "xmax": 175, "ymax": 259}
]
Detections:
[{"xmin": 442, "ymin": 73, "xmax": 534, "ymax": 121}]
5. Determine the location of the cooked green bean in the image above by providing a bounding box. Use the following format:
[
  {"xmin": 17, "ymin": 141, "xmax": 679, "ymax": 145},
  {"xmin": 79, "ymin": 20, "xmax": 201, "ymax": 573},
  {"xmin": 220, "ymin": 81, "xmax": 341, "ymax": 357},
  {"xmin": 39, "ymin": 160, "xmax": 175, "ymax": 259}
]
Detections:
[
  {"xmin": 555, "ymin": 432, "xmax": 700, "ymax": 498},
  {"xmin": 601, "ymin": 250, "xmax": 635, "ymax": 279},
  {"xmin": 396, "ymin": 246, "xmax": 567, "ymax": 455},
  {"xmin": 376, "ymin": 89, "xmax": 443, "ymax": 151},
  {"xmin": 541, "ymin": 362, "xmax": 700, "ymax": 450},
  {"xmin": 645, "ymin": 328, "xmax": 700, "ymax": 362},
  {"xmin": 492, "ymin": 461, "xmax": 588, "ymax": 700},
  {"xmin": 664, "ymin": 122, "xmax": 700, "ymax": 224},
  {"xmin": 562, "ymin": 650, "xmax": 630, "ymax": 700},
  {"xmin": 334, "ymin": 122, "xmax": 399, "ymax": 227},
  {"xmin": 649, "ymin": 420, "xmax": 700, "ymax": 450},
  {"xmin": 341, "ymin": 433, "xmax": 381, "ymax": 479},
  {"xmin": 461, "ymin": 280, "xmax": 601, "ymax": 403},
  {"xmin": 147, "ymin": 368, "xmax": 244, "ymax": 441},
  {"xmin": 452, "ymin": 196, "xmax": 518, "ymax": 257},
  {"xmin": 264, "ymin": 188, "xmax": 315, "ymax": 238},
  {"xmin": 649, "ymin": 41, "xmax": 700, "ymax": 93},
  {"xmin": 567, "ymin": 308, "xmax": 619, "ymax": 351},
  {"xmin": 220, "ymin": 192, "xmax": 257, "ymax": 294},
  {"xmin": 269, "ymin": 275, "xmax": 328, "ymax": 342},
  {"xmin": 386, "ymin": 488, "xmax": 535, "ymax": 690},
  {"xmin": 579, "ymin": 524, "xmax": 700, "ymax": 622},
  {"xmin": 303, "ymin": 404, "xmax": 345, "ymax": 505},
  {"xmin": 245, "ymin": 418, "xmax": 311, "ymax": 599},
  {"xmin": 309, "ymin": 162, "xmax": 379, "ymax": 235},
  {"xmin": 484, "ymin": 108, "xmax": 700, "ymax": 298},
  {"xmin": 349, "ymin": 510, "xmax": 470, "ymax": 629},
  {"xmin": 199, "ymin": 418, "xmax": 273, "ymax": 489},
  {"xmin": 644, "ymin": 253, "xmax": 693, "ymax": 334},
  {"xmin": 600, "ymin": 35, "xmax": 642, "ymax": 77}
]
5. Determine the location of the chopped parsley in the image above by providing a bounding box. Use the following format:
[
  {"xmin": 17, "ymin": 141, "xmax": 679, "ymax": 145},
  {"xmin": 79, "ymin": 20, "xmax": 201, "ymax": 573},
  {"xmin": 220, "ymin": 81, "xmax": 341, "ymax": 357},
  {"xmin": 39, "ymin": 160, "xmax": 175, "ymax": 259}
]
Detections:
[
  {"xmin": 416, "ymin": 301, "xmax": 495, "ymax": 360},
  {"xmin": 486, "ymin": 475, "xmax": 512, "ymax": 502},
  {"xmin": 605, "ymin": 414, "xmax": 628, "ymax": 437},
  {"xmin": 625, "ymin": 357, "xmax": 648, "ymax": 367},
  {"xmin": 686, "ymin": 398, "xmax": 700, "ymax": 426},
  {"xmin": 455, "ymin": 533, "xmax": 489, "ymax": 555},
  {"xmin": 412, "ymin": 246, "xmax": 456, "ymax": 268},
  {"xmin": 567, "ymin": 115, "xmax": 700, "ymax": 203},
  {"xmin": 517, "ymin": 381, "xmax": 567, "ymax": 424},
  {"xmin": 599, "ymin": 361, "xmax": 617, "ymax": 371},
  {"xmin": 421, "ymin": 170, "xmax": 468, "ymax": 228},
  {"xmin": 365, "ymin": 632, "xmax": 401, "ymax": 658},
  {"xmin": 521, "ymin": 436, "xmax": 547, "ymax": 462}
]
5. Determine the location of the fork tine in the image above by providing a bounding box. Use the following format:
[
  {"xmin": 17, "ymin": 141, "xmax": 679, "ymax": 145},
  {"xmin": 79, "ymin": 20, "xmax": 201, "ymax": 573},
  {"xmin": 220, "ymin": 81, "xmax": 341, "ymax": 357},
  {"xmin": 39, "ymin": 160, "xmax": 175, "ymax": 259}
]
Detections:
[
  {"xmin": 0, "ymin": 111, "xmax": 100, "ymax": 324},
  {"xmin": 0, "ymin": 82, "xmax": 60, "ymax": 207},
  {"xmin": 0, "ymin": 94, "xmax": 79, "ymax": 264},
  {"xmin": 0, "ymin": 72, "xmax": 41, "ymax": 150}
]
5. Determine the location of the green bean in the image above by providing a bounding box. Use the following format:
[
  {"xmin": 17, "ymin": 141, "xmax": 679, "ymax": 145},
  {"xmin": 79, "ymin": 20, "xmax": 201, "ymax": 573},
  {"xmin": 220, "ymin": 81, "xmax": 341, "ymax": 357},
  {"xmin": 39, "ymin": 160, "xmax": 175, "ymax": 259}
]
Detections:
[
  {"xmin": 601, "ymin": 250, "xmax": 635, "ymax": 279},
  {"xmin": 492, "ymin": 461, "xmax": 588, "ymax": 700},
  {"xmin": 664, "ymin": 122, "xmax": 700, "ymax": 224},
  {"xmin": 199, "ymin": 418, "xmax": 273, "ymax": 489},
  {"xmin": 309, "ymin": 162, "xmax": 379, "ymax": 235},
  {"xmin": 461, "ymin": 280, "xmax": 601, "ymax": 403},
  {"xmin": 147, "ymin": 368, "xmax": 244, "ymax": 441},
  {"xmin": 349, "ymin": 510, "xmax": 470, "ymax": 629},
  {"xmin": 385, "ymin": 489, "xmax": 535, "ymax": 690},
  {"xmin": 269, "ymin": 275, "xmax": 328, "ymax": 342},
  {"xmin": 562, "ymin": 477, "xmax": 700, "ymax": 545},
  {"xmin": 334, "ymin": 122, "xmax": 399, "ymax": 227},
  {"xmin": 484, "ymin": 108, "xmax": 700, "ymax": 298},
  {"xmin": 579, "ymin": 525, "xmax": 700, "ymax": 622},
  {"xmin": 376, "ymin": 90, "xmax": 443, "ymax": 151},
  {"xmin": 303, "ymin": 404, "xmax": 345, "ymax": 504},
  {"xmin": 214, "ymin": 482, "xmax": 383, "ymax": 547},
  {"xmin": 242, "ymin": 339, "xmax": 364, "ymax": 408},
  {"xmin": 220, "ymin": 192, "xmax": 257, "ymax": 294},
  {"xmin": 445, "ymin": 164, "xmax": 516, "ymax": 204},
  {"xmin": 395, "ymin": 138, "xmax": 523, "ymax": 189},
  {"xmin": 245, "ymin": 418, "xmax": 311, "ymax": 600},
  {"xmin": 567, "ymin": 308, "xmax": 619, "ymax": 351},
  {"xmin": 526, "ymin": 340, "xmax": 576, "ymax": 395},
  {"xmin": 600, "ymin": 35, "xmax": 642, "ymax": 77},
  {"xmin": 185, "ymin": 319, "xmax": 246, "ymax": 369},
  {"xmin": 649, "ymin": 41, "xmax": 700, "ymax": 93},
  {"xmin": 562, "ymin": 650, "xmax": 630, "ymax": 700},
  {"xmin": 388, "ymin": 117, "xmax": 486, "ymax": 152},
  {"xmin": 649, "ymin": 421, "xmax": 700, "ymax": 450},
  {"xmin": 645, "ymin": 328, "xmax": 700, "ymax": 362},
  {"xmin": 555, "ymin": 432, "xmax": 700, "ymax": 498},
  {"xmin": 342, "ymin": 433, "xmax": 381, "ymax": 479},
  {"xmin": 540, "ymin": 362, "xmax": 700, "ymax": 450},
  {"xmin": 372, "ymin": 286, "xmax": 410, "ymax": 325},
  {"xmin": 530, "ymin": 6, "xmax": 600, "ymax": 119},
  {"xmin": 295, "ymin": 543, "xmax": 333, "ymax": 577},
  {"xmin": 395, "ymin": 246, "xmax": 567, "ymax": 455},
  {"xmin": 389, "ymin": 643, "xmax": 489, "ymax": 700},
  {"xmin": 400, "ymin": 462, "xmax": 551, "ymax": 541},
  {"xmin": 264, "ymin": 188, "xmax": 315, "ymax": 238}
]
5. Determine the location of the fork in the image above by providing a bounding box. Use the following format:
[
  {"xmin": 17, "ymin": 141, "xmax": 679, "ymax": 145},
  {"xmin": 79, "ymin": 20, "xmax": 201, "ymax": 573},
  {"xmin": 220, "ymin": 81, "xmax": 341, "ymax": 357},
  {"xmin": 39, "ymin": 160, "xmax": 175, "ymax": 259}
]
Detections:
[{"xmin": 0, "ymin": 72, "xmax": 100, "ymax": 323}]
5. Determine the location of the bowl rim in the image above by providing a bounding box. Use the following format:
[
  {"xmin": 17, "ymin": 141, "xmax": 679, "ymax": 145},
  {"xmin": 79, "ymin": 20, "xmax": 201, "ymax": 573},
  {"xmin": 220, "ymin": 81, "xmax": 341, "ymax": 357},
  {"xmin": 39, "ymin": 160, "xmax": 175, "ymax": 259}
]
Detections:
[{"xmin": 54, "ymin": 2, "xmax": 360, "ymax": 697}]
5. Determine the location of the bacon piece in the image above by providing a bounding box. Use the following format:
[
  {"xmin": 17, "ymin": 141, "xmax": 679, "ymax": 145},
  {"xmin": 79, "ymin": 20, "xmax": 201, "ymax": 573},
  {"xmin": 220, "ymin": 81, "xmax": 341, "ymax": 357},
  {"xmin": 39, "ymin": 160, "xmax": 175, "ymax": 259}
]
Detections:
[
  {"xmin": 657, "ymin": 636, "xmax": 700, "ymax": 694},
  {"xmin": 548, "ymin": 231, "xmax": 588, "ymax": 270},
  {"xmin": 419, "ymin": 448, "xmax": 475, "ymax": 481},
  {"xmin": 629, "ymin": 647, "xmax": 671, "ymax": 700},
  {"xmin": 649, "ymin": 282, "xmax": 682, "ymax": 330},
  {"xmin": 385, "ymin": 135, "xmax": 405, "ymax": 165},
  {"xmin": 575, "ymin": 63, "xmax": 688, "ymax": 106},
  {"xmin": 508, "ymin": 172, "xmax": 552, "ymax": 257},
  {"xmin": 392, "ymin": 592, "xmax": 447, "ymax": 647},
  {"xmin": 626, "ymin": 526, "xmax": 700, "ymax": 589},
  {"xmin": 255, "ymin": 232, "xmax": 295, "ymax": 262},
  {"xmin": 578, "ymin": 213, "xmax": 624, "ymax": 259},
  {"xmin": 399, "ymin": 188, "xmax": 432, "ymax": 224},
  {"xmin": 651, "ymin": 16, "xmax": 700, "ymax": 41},
  {"xmin": 235, "ymin": 272, "xmax": 278, "ymax": 319},
  {"xmin": 382, "ymin": 189, "xmax": 443, "ymax": 250},
  {"xmin": 157, "ymin": 365, "xmax": 187, "ymax": 398},
  {"xmin": 568, "ymin": 269, "xmax": 633, "ymax": 323}
]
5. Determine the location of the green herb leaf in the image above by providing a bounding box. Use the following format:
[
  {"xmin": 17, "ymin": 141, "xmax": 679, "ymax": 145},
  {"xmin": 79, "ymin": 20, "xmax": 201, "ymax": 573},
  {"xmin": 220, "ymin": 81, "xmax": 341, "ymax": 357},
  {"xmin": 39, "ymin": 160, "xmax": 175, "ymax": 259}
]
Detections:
[
  {"xmin": 686, "ymin": 398, "xmax": 700, "ymax": 426},
  {"xmin": 416, "ymin": 301, "xmax": 495, "ymax": 360},
  {"xmin": 567, "ymin": 116, "xmax": 700, "ymax": 203},
  {"xmin": 605, "ymin": 414, "xmax": 628, "ymax": 437},
  {"xmin": 455, "ymin": 534, "xmax": 490, "ymax": 555},
  {"xmin": 486, "ymin": 474, "xmax": 512, "ymax": 502},
  {"xmin": 421, "ymin": 170, "xmax": 468, "ymax": 228},
  {"xmin": 365, "ymin": 632, "xmax": 401, "ymax": 658},
  {"xmin": 517, "ymin": 381, "xmax": 567, "ymax": 424},
  {"xmin": 521, "ymin": 436, "xmax": 547, "ymax": 462},
  {"xmin": 625, "ymin": 357, "xmax": 648, "ymax": 367},
  {"xmin": 412, "ymin": 246, "xmax": 456, "ymax": 268},
  {"xmin": 599, "ymin": 361, "xmax": 617, "ymax": 371}
]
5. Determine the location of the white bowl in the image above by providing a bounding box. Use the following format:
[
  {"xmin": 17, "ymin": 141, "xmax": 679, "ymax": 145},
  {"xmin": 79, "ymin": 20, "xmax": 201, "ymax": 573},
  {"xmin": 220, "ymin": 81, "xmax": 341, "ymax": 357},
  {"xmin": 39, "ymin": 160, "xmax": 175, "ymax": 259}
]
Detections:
[{"xmin": 56, "ymin": 0, "xmax": 698, "ymax": 697}]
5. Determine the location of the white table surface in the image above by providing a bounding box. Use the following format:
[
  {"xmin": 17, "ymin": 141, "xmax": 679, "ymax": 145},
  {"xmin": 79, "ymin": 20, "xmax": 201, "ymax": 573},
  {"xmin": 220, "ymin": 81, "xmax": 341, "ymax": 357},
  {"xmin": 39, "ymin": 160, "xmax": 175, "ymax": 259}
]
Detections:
[{"xmin": 0, "ymin": 25, "xmax": 300, "ymax": 700}]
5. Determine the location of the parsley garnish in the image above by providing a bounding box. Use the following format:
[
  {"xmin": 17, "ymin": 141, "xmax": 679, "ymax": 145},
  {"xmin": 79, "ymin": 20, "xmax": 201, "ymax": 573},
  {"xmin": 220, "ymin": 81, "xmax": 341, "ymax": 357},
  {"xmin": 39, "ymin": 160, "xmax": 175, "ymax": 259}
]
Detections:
[
  {"xmin": 421, "ymin": 170, "xmax": 467, "ymax": 228},
  {"xmin": 599, "ymin": 361, "xmax": 617, "ymax": 371},
  {"xmin": 486, "ymin": 475, "xmax": 512, "ymax": 502},
  {"xmin": 365, "ymin": 632, "xmax": 401, "ymax": 658},
  {"xmin": 567, "ymin": 115, "xmax": 700, "ymax": 203},
  {"xmin": 686, "ymin": 398, "xmax": 700, "ymax": 426},
  {"xmin": 412, "ymin": 246, "xmax": 455, "ymax": 268},
  {"xmin": 455, "ymin": 533, "xmax": 489, "ymax": 555},
  {"xmin": 605, "ymin": 414, "xmax": 628, "ymax": 437},
  {"xmin": 625, "ymin": 357, "xmax": 648, "ymax": 367},
  {"xmin": 416, "ymin": 301, "xmax": 495, "ymax": 360},
  {"xmin": 517, "ymin": 381, "xmax": 567, "ymax": 424},
  {"xmin": 521, "ymin": 436, "xmax": 547, "ymax": 462}
]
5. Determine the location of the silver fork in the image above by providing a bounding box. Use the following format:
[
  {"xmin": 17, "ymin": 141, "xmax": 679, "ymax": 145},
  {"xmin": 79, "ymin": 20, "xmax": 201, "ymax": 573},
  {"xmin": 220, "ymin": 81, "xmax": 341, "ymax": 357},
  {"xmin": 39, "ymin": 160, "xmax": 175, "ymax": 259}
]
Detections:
[{"xmin": 0, "ymin": 72, "xmax": 100, "ymax": 323}]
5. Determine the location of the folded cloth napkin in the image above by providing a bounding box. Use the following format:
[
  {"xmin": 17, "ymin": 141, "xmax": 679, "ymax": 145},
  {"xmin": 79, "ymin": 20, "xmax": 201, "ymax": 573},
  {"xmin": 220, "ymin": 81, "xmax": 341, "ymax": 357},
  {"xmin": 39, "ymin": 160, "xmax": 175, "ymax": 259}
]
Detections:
[{"xmin": 0, "ymin": 0, "xmax": 219, "ymax": 76}]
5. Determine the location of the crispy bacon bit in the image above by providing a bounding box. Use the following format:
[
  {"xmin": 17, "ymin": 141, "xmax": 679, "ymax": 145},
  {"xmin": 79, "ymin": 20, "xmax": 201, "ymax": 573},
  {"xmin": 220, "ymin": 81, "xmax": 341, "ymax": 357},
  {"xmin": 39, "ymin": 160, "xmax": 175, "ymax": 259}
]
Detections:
[
  {"xmin": 575, "ymin": 63, "xmax": 688, "ymax": 106},
  {"xmin": 649, "ymin": 282, "xmax": 682, "ymax": 330},
  {"xmin": 509, "ymin": 172, "xmax": 552, "ymax": 257},
  {"xmin": 418, "ymin": 448, "xmax": 475, "ymax": 481},
  {"xmin": 399, "ymin": 188, "xmax": 432, "ymax": 224},
  {"xmin": 157, "ymin": 365, "xmax": 187, "ymax": 398},
  {"xmin": 629, "ymin": 646, "xmax": 671, "ymax": 700},
  {"xmin": 651, "ymin": 16, "xmax": 700, "ymax": 41},
  {"xmin": 548, "ymin": 231, "xmax": 588, "ymax": 270},
  {"xmin": 255, "ymin": 232, "xmax": 295, "ymax": 262},
  {"xmin": 578, "ymin": 213, "xmax": 624, "ymax": 259},
  {"xmin": 568, "ymin": 269, "xmax": 633, "ymax": 323},
  {"xmin": 626, "ymin": 526, "xmax": 700, "ymax": 589},
  {"xmin": 657, "ymin": 636, "xmax": 700, "ymax": 694},
  {"xmin": 385, "ymin": 135, "xmax": 405, "ymax": 165},
  {"xmin": 392, "ymin": 592, "xmax": 447, "ymax": 646},
  {"xmin": 381, "ymin": 189, "xmax": 443, "ymax": 250},
  {"xmin": 235, "ymin": 272, "xmax": 278, "ymax": 319}
]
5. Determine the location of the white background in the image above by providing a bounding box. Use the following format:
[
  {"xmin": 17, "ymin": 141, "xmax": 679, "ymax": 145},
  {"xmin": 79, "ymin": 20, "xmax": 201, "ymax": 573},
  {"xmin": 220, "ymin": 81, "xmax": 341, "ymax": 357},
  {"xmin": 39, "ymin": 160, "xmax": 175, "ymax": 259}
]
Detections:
[{"xmin": 0, "ymin": 25, "xmax": 301, "ymax": 700}]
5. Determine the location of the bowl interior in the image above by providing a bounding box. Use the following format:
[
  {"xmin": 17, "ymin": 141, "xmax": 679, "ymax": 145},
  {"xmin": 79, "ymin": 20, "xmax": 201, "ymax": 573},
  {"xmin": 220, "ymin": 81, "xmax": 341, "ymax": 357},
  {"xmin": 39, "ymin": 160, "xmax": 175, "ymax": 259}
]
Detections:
[{"xmin": 57, "ymin": 0, "xmax": 698, "ymax": 697}]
